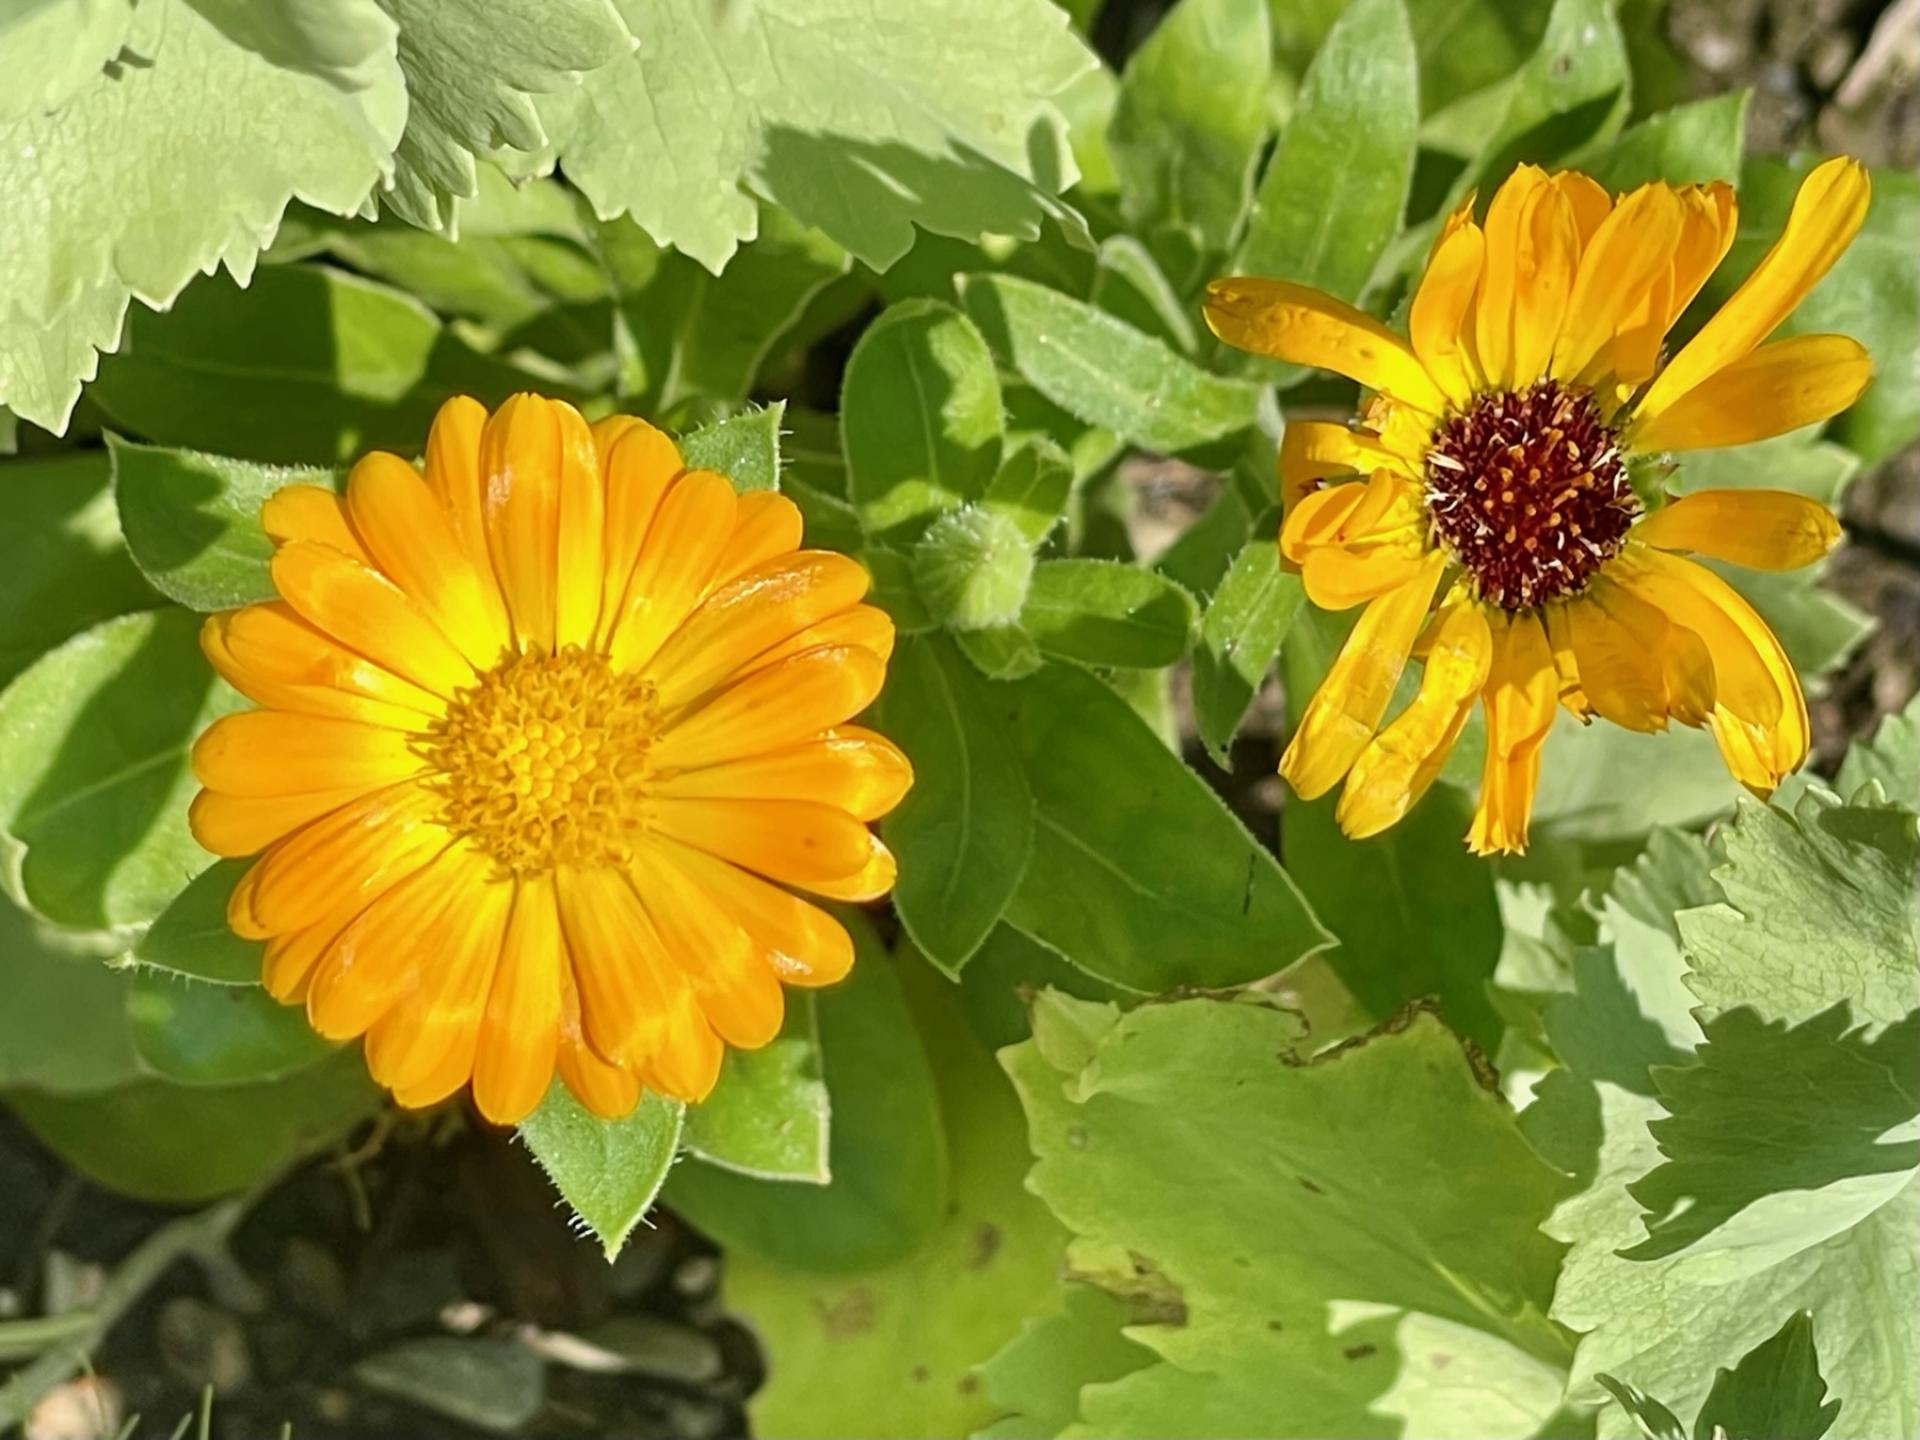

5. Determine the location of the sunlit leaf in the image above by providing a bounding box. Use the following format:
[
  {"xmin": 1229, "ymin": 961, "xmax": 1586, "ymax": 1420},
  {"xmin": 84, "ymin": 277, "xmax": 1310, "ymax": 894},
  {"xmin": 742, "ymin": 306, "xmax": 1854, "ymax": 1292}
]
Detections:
[{"xmin": 519, "ymin": 1083, "xmax": 685, "ymax": 1261}]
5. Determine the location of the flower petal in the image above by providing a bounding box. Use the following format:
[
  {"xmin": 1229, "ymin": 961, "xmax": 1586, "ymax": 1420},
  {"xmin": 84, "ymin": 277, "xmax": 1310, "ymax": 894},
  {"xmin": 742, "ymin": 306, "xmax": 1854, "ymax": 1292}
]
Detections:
[
  {"xmin": 1634, "ymin": 487, "xmax": 1842, "ymax": 570},
  {"xmin": 714, "ymin": 492, "xmax": 806, "ymax": 588},
  {"xmin": 479, "ymin": 394, "xmax": 567, "ymax": 653},
  {"xmin": 648, "ymin": 795, "xmax": 878, "ymax": 891},
  {"xmin": 1553, "ymin": 183, "xmax": 1683, "ymax": 383},
  {"xmin": 1567, "ymin": 581, "xmax": 1671, "ymax": 732},
  {"xmin": 607, "ymin": 470, "xmax": 738, "ymax": 672},
  {"xmin": 553, "ymin": 865, "xmax": 677, "ymax": 1073},
  {"xmin": 1628, "ymin": 335, "xmax": 1873, "ymax": 452},
  {"xmin": 243, "ymin": 784, "xmax": 448, "ymax": 936},
  {"xmin": 652, "ymin": 645, "xmax": 885, "ymax": 770},
  {"xmin": 1510, "ymin": 180, "xmax": 1579, "ymax": 386},
  {"xmin": 193, "ymin": 711, "xmax": 423, "ymax": 797},
  {"xmin": 1612, "ymin": 546, "xmax": 1792, "ymax": 730},
  {"xmin": 471, "ymin": 872, "xmax": 565, "ymax": 1125},
  {"xmin": 555, "ymin": 960, "xmax": 644, "ymax": 1121},
  {"xmin": 271, "ymin": 541, "xmax": 476, "ymax": 698},
  {"xmin": 650, "ymin": 837, "xmax": 856, "ymax": 988},
  {"xmin": 188, "ymin": 784, "xmax": 368, "ymax": 858},
  {"xmin": 423, "ymin": 396, "xmax": 514, "ymax": 639},
  {"xmin": 1409, "ymin": 220, "xmax": 1486, "ymax": 408},
  {"xmin": 1471, "ymin": 164, "xmax": 1549, "ymax": 390},
  {"xmin": 655, "ymin": 727, "xmax": 913, "ymax": 822},
  {"xmin": 553, "ymin": 402, "xmax": 606, "ymax": 650},
  {"xmin": 596, "ymin": 419, "xmax": 685, "ymax": 647},
  {"xmin": 202, "ymin": 612, "xmax": 434, "ymax": 733},
  {"xmin": 217, "ymin": 603, "xmax": 445, "ymax": 720},
  {"xmin": 631, "ymin": 843, "xmax": 784, "ymax": 1050},
  {"xmin": 1466, "ymin": 612, "xmax": 1557, "ymax": 856},
  {"xmin": 1204, "ymin": 277, "xmax": 1446, "ymax": 413},
  {"xmin": 260, "ymin": 485, "xmax": 371, "ymax": 566}
]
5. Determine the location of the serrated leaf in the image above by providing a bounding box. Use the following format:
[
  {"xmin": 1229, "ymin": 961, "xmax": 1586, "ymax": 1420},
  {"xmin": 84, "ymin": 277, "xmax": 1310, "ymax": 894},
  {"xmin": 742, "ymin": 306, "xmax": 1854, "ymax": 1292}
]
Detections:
[
  {"xmin": 1191, "ymin": 540, "xmax": 1301, "ymax": 765},
  {"xmin": 0, "ymin": 609, "xmax": 242, "ymax": 934},
  {"xmin": 843, "ymin": 301, "xmax": 1004, "ymax": 535},
  {"xmin": 0, "ymin": 0, "xmax": 139, "ymax": 122},
  {"xmin": 518, "ymin": 1082, "xmax": 684, "ymax": 1261},
  {"xmin": 1695, "ymin": 1312, "xmax": 1841, "ymax": 1440},
  {"xmin": 0, "ymin": 0, "xmax": 406, "ymax": 432},
  {"xmin": 131, "ymin": 860, "xmax": 264, "ymax": 985},
  {"xmin": 683, "ymin": 997, "xmax": 830, "ymax": 1184},
  {"xmin": 1017, "ymin": 560, "xmax": 1194, "ymax": 669},
  {"xmin": 1836, "ymin": 693, "xmax": 1920, "ymax": 806},
  {"xmin": 183, "ymin": 0, "xmax": 398, "ymax": 88},
  {"xmin": 876, "ymin": 636, "xmax": 1034, "ymax": 977},
  {"xmin": 976, "ymin": 1283, "xmax": 1154, "ymax": 1440},
  {"xmin": 0, "ymin": 452, "xmax": 158, "ymax": 689},
  {"xmin": 1002, "ymin": 662, "xmax": 1330, "ymax": 992},
  {"xmin": 1108, "ymin": 0, "xmax": 1269, "ymax": 254},
  {"xmin": 541, "ymin": 0, "xmax": 1092, "ymax": 274},
  {"xmin": 678, "ymin": 403, "xmax": 785, "ymax": 494},
  {"xmin": 1233, "ymin": 0, "xmax": 1415, "ymax": 350},
  {"xmin": 666, "ymin": 927, "xmax": 948, "ymax": 1272},
  {"xmin": 127, "ymin": 969, "xmax": 338, "ymax": 1086},
  {"xmin": 1586, "ymin": 91, "xmax": 1748, "ymax": 190},
  {"xmin": 1002, "ymin": 996, "xmax": 1572, "ymax": 1438},
  {"xmin": 112, "ymin": 437, "xmax": 335, "ymax": 612},
  {"xmin": 960, "ymin": 273, "xmax": 1262, "ymax": 455},
  {"xmin": 375, "ymin": 0, "xmax": 632, "ymax": 230}
]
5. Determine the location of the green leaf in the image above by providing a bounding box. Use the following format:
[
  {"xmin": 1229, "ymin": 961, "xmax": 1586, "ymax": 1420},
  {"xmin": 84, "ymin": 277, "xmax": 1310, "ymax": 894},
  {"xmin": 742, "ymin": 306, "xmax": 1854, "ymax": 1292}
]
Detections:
[
  {"xmin": 0, "ymin": 897, "xmax": 146, "ymax": 1096},
  {"xmin": 129, "ymin": 861, "xmax": 262, "ymax": 986},
  {"xmin": 1596, "ymin": 1375, "xmax": 1686, "ymax": 1440},
  {"xmin": 860, "ymin": 546, "xmax": 938, "ymax": 635},
  {"xmin": 89, "ymin": 264, "xmax": 558, "ymax": 466},
  {"xmin": 984, "ymin": 439, "xmax": 1075, "ymax": 546},
  {"xmin": 1282, "ymin": 784, "xmax": 1507, "ymax": 1052},
  {"xmin": 1089, "ymin": 237, "xmax": 1200, "ymax": 354},
  {"xmin": 956, "ymin": 624, "xmax": 1047, "ymax": 681},
  {"xmin": 0, "ymin": 0, "xmax": 139, "ymax": 122},
  {"xmin": 1695, "ymin": 1312, "xmax": 1841, "ymax": 1440},
  {"xmin": 876, "ymin": 636, "xmax": 1035, "ymax": 977},
  {"xmin": 1466, "ymin": 0, "xmax": 1628, "ymax": 193},
  {"xmin": 1108, "ymin": 0, "xmax": 1270, "ymax": 254},
  {"xmin": 541, "ymin": 0, "xmax": 1092, "ymax": 274},
  {"xmin": 1532, "ymin": 715, "xmax": 1739, "ymax": 844},
  {"xmin": 914, "ymin": 508, "xmax": 1038, "ymax": 632},
  {"xmin": 683, "ymin": 997, "xmax": 830, "ymax": 1184},
  {"xmin": 0, "ymin": 0, "xmax": 406, "ymax": 432},
  {"xmin": 1697, "ymin": 158, "xmax": 1919, "ymax": 465},
  {"xmin": 1002, "ymin": 662, "xmax": 1330, "ymax": 992},
  {"xmin": 667, "ymin": 929, "xmax": 948, "ymax": 1272},
  {"xmin": 1586, "ymin": 91, "xmax": 1748, "ymax": 190},
  {"xmin": 182, "ymin": 0, "xmax": 398, "ymax": 88},
  {"xmin": 0, "ymin": 609, "xmax": 242, "ymax": 934},
  {"xmin": 1017, "ymin": 560, "xmax": 1194, "ymax": 669},
  {"xmin": 112, "ymin": 437, "xmax": 335, "ymax": 612},
  {"xmin": 1680, "ymin": 791, "xmax": 1919, "ymax": 1028},
  {"xmin": 678, "ymin": 402, "xmax": 786, "ymax": 495},
  {"xmin": 374, "ymin": 0, "xmax": 631, "ymax": 230},
  {"xmin": 724, "ymin": 958, "xmax": 1067, "ymax": 1440},
  {"xmin": 1233, "ymin": 0, "xmax": 1416, "ymax": 333},
  {"xmin": 843, "ymin": 301, "xmax": 1005, "ymax": 535},
  {"xmin": 1837, "ymin": 692, "xmax": 1920, "ymax": 805},
  {"xmin": 518, "ymin": 1082, "xmax": 685, "ymax": 1261},
  {"xmin": 1004, "ymin": 995, "xmax": 1572, "ymax": 1438},
  {"xmin": 1407, "ymin": 0, "xmax": 1555, "ymax": 120},
  {"xmin": 976, "ymin": 1283, "xmax": 1155, "ymax": 1440},
  {"xmin": 1191, "ymin": 540, "xmax": 1302, "ymax": 765},
  {"xmin": 1720, "ymin": 562, "xmax": 1871, "ymax": 680},
  {"xmin": 959, "ymin": 273, "xmax": 1263, "ymax": 454},
  {"xmin": 0, "ymin": 453, "xmax": 158, "ymax": 689},
  {"xmin": 1667, "ymin": 430, "xmax": 1860, "ymax": 506},
  {"xmin": 127, "ymin": 970, "xmax": 338, "ymax": 1086},
  {"xmin": 8, "ymin": 1049, "xmax": 377, "ymax": 1204}
]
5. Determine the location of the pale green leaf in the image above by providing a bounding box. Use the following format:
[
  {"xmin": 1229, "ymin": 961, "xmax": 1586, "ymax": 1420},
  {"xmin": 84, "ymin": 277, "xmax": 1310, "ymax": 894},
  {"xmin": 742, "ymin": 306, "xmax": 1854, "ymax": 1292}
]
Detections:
[
  {"xmin": 182, "ymin": 0, "xmax": 398, "ymax": 88},
  {"xmin": 1089, "ymin": 237, "xmax": 1199, "ymax": 354},
  {"xmin": 683, "ymin": 997, "xmax": 830, "ymax": 1184},
  {"xmin": 956, "ymin": 624, "xmax": 1047, "ymax": 681},
  {"xmin": 0, "ymin": 609, "xmax": 242, "ymax": 934},
  {"xmin": 375, "ymin": 0, "xmax": 631, "ymax": 230},
  {"xmin": 1532, "ymin": 714, "xmax": 1739, "ymax": 844},
  {"xmin": 112, "ymin": 437, "xmax": 335, "ymax": 612},
  {"xmin": 679, "ymin": 402, "xmax": 785, "ymax": 494},
  {"xmin": 0, "ymin": 0, "xmax": 406, "ymax": 432},
  {"xmin": 518, "ymin": 1082, "xmax": 684, "ymax": 1261},
  {"xmin": 1004, "ymin": 995, "xmax": 1572, "ymax": 1439},
  {"xmin": 1017, "ymin": 559, "xmax": 1194, "ymax": 668},
  {"xmin": 960, "ymin": 273, "xmax": 1262, "ymax": 454},
  {"xmin": 1596, "ymin": 1375, "xmax": 1685, "ymax": 1440},
  {"xmin": 1465, "ymin": 0, "xmax": 1628, "ymax": 193},
  {"xmin": 975, "ymin": 1283, "xmax": 1153, "ymax": 1440},
  {"xmin": 1108, "ymin": 0, "xmax": 1270, "ymax": 253},
  {"xmin": 541, "ymin": 0, "xmax": 1093, "ymax": 273},
  {"xmin": 1836, "ymin": 693, "xmax": 1920, "ymax": 807},
  {"xmin": 0, "ymin": 0, "xmax": 139, "ymax": 122},
  {"xmin": 1191, "ymin": 540, "xmax": 1301, "ymax": 765}
]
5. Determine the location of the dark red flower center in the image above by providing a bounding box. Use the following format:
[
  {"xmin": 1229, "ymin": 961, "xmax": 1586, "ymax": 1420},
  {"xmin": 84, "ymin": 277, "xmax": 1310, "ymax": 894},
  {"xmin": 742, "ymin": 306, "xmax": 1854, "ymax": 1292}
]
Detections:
[{"xmin": 1424, "ymin": 382, "xmax": 1638, "ymax": 610}]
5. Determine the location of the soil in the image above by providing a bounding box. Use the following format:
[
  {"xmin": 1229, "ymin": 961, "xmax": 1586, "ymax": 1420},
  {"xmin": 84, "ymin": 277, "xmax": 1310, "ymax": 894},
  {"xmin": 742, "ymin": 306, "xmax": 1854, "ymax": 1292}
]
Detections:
[{"xmin": 3, "ymin": 2, "xmax": 1915, "ymax": 1436}]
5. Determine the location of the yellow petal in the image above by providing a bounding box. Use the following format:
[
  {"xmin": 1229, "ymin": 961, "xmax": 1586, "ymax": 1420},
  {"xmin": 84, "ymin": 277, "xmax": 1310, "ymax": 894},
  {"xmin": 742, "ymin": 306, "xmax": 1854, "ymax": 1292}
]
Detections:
[
  {"xmin": 1472, "ymin": 164, "xmax": 1549, "ymax": 390},
  {"xmin": 642, "ymin": 996, "xmax": 725, "ymax": 1105},
  {"xmin": 655, "ymin": 727, "xmax": 913, "ymax": 822},
  {"xmin": 1634, "ymin": 487, "xmax": 1842, "ymax": 570},
  {"xmin": 1203, "ymin": 277, "xmax": 1447, "ymax": 413},
  {"xmin": 794, "ymin": 831, "xmax": 897, "ymax": 903},
  {"xmin": 218, "ymin": 603, "xmax": 445, "ymax": 720},
  {"xmin": 1553, "ymin": 183, "xmax": 1683, "ymax": 383},
  {"xmin": 1567, "ymin": 582, "xmax": 1670, "ymax": 732},
  {"xmin": 1409, "ymin": 220, "xmax": 1486, "ymax": 408},
  {"xmin": 1336, "ymin": 601, "xmax": 1491, "ymax": 838},
  {"xmin": 1279, "ymin": 550, "xmax": 1447, "ymax": 799},
  {"xmin": 1594, "ymin": 182, "xmax": 1738, "ymax": 395},
  {"xmin": 260, "ymin": 485, "xmax": 371, "ymax": 566},
  {"xmin": 244, "ymin": 784, "xmax": 448, "ymax": 936},
  {"xmin": 479, "ymin": 394, "xmax": 566, "ymax": 652},
  {"xmin": 653, "ymin": 838, "xmax": 856, "ymax": 988},
  {"xmin": 202, "ymin": 611, "xmax": 433, "ymax": 734},
  {"xmin": 1302, "ymin": 545, "xmax": 1431, "ymax": 611},
  {"xmin": 271, "ymin": 541, "xmax": 476, "ymax": 699},
  {"xmin": 1611, "ymin": 545, "xmax": 1789, "ymax": 728},
  {"xmin": 423, "ymin": 396, "xmax": 514, "ymax": 640},
  {"xmin": 648, "ymin": 795, "xmax": 878, "ymax": 891},
  {"xmin": 631, "ymin": 843, "xmax": 784, "ymax": 1050},
  {"xmin": 193, "ymin": 711, "xmax": 423, "ymax": 797},
  {"xmin": 553, "ymin": 402, "xmax": 606, "ymax": 650},
  {"xmin": 553, "ymin": 865, "xmax": 677, "ymax": 1072},
  {"xmin": 1636, "ymin": 158, "xmax": 1869, "ymax": 429},
  {"xmin": 188, "ymin": 784, "xmax": 367, "ymax": 858},
  {"xmin": 651, "ymin": 645, "xmax": 886, "ymax": 770},
  {"xmin": 714, "ymin": 492, "xmax": 806, "ymax": 588},
  {"xmin": 1279, "ymin": 422, "xmax": 1419, "ymax": 523},
  {"xmin": 597, "ymin": 419, "xmax": 685, "ymax": 648},
  {"xmin": 471, "ymin": 873, "xmax": 565, "ymax": 1125},
  {"xmin": 737, "ymin": 605, "xmax": 896, "ymax": 677},
  {"xmin": 1540, "ymin": 601, "xmax": 1591, "ymax": 720},
  {"xmin": 1628, "ymin": 335, "xmax": 1873, "ymax": 452},
  {"xmin": 346, "ymin": 452, "xmax": 511, "ymax": 672},
  {"xmin": 555, "ymin": 961, "xmax": 644, "ymax": 1121},
  {"xmin": 1552, "ymin": 170, "xmax": 1613, "ymax": 247},
  {"xmin": 1466, "ymin": 612, "xmax": 1557, "ymax": 856},
  {"xmin": 607, "ymin": 470, "xmax": 738, "ymax": 672},
  {"xmin": 1510, "ymin": 180, "xmax": 1579, "ymax": 386}
]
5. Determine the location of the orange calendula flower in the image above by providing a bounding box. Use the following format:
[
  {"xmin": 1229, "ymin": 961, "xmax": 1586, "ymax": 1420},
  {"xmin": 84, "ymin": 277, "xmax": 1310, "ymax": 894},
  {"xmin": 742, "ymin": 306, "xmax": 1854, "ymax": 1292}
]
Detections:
[
  {"xmin": 189, "ymin": 394, "xmax": 911, "ymax": 1125},
  {"xmin": 1205, "ymin": 157, "xmax": 1872, "ymax": 856}
]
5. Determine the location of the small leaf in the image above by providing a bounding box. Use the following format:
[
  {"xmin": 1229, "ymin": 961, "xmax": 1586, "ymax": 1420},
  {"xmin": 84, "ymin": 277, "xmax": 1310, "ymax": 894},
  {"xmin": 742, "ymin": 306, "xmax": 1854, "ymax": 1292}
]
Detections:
[
  {"xmin": 130, "ymin": 860, "xmax": 263, "ymax": 985},
  {"xmin": 955, "ymin": 623, "xmax": 1046, "ymax": 681},
  {"xmin": 1587, "ymin": 91, "xmax": 1748, "ymax": 190},
  {"xmin": 1694, "ymin": 1312, "xmax": 1842, "ymax": 1440},
  {"xmin": 960, "ymin": 273, "xmax": 1262, "ymax": 454},
  {"xmin": 842, "ymin": 300, "xmax": 1005, "ymax": 535},
  {"xmin": 983, "ymin": 439, "xmax": 1074, "ymax": 546},
  {"xmin": 876, "ymin": 636, "xmax": 1035, "ymax": 976},
  {"xmin": 1192, "ymin": 540, "xmax": 1302, "ymax": 763},
  {"xmin": 678, "ymin": 401, "xmax": 786, "ymax": 494},
  {"xmin": 518, "ymin": 1082, "xmax": 684, "ymax": 1261},
  {"xmin": 112, "ymin": 437, "xmax": 335, "ymax": 612},
  {"xmin": 1018, "ymin": 559, "xmax": 1194, "ymax": 668},
  {"xmin": 683, "ymin": 996, "xmax": 831, "ymax": 1184},
  {"xmin": 1836, "ymin": 691, "xmax": 1920, "ymax": 804},
  {"xmin": 1597, "ymin": 1374, "xmax": 1687, "ymax": 1440},
  {"xmin": 127, "ymin": 971, "xmax": 337, "ymax": 1086},
  {"xmin": 912, "ymin": 507, "xmax": 1037, "ymax": 632}
]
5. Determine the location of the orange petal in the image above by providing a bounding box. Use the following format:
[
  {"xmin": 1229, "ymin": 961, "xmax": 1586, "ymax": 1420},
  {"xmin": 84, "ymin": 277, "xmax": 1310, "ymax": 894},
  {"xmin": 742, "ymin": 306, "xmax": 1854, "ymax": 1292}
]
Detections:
[
  {"xmin": 654, "ymin": 727, "xmax": 913, "ymax": 821},
  {"xmin": 631, "ymin": 843, "xmax": 784, "ymax": 1050},
  {"xmin": 243, "ymin": 784, "xmax": 448, "ymax": 936},
  {"xmin": 597, "ymin": 419, "xmax": 686, "ymax": 648},
  {"xmin": 553, "ymin": 865, "xmax": 680, "ymax": 1072},
  {"xmin": 422, "ymin": 396, "xmax": 513, "ymax": 638},
  {"xmin": 1466, "ymin": 612, "xmax": 1558, "ymax": 856},
  {"xmin": 648, "ymin": 795, "xmax": 878, "ymax": 890},
  {"xmin": 651, "ymin": 645, "xmax": 885, "ymax": 771},
  {"xmin": 651, "ymin": 839, "xmax": 856, "ymax": 987},
  {"xmin": 193, "ymin": 711, "xmax": 423, "ymax": 797},
  {"xmin": 260, "ymin": 485, "xmax": 370, "ymax": 565},
  {"xmin": 607, "ymin": 470, "xmax": 739, "ymax": 672},
  {"xmin": 471, "ymin": 873, "xmax": 566, "ymax": 1125},
  {"xmin": 202, "ymin": 612, "xmax": 433, "ymax": 733},
  {"xmin": 271, "ymin": 541, "xmax": 476, "ymax": 699},
  {"xmin": 218, "ymin": 603, "xmax": 445, "ymax": 720},
  {"xmin": 714, "ymin": 491, "xmax": 806, "ymax": 588},
  {"xmin": 189, "ymin": 784, "xmax": 368, "ymax": 858},
  {"xmin": 1553, "ymin": 183, "xmax": 1683, "ymax": 383},
  {"xmin": 1409, "ymin": 221, "xmax": 1486, "ymax": 408},
  {"xmin": 1204, "ymin": 277, "xmax": 1447, "ymax": 413}
]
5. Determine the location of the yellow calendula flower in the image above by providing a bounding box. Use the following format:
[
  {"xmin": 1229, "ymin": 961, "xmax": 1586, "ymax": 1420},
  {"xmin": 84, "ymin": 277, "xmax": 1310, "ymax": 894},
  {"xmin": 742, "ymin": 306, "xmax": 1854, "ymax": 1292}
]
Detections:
[
  {"xmin": 1205, "ymin": 157, "xmax": 1873, "ymax": 855},
  {"xmin": 189, "ymin": 394, "xmax": 911, "ymax": 1125}
]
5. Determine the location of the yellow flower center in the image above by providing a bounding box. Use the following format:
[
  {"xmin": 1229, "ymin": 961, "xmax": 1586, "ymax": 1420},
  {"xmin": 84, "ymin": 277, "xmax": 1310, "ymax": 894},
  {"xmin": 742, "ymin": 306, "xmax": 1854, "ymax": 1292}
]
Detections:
[
  {"xmin": 1425, "ymin": 381, "xmax": 1639, "ymax": 610},
  {"xmin": 422, "ymin": 647, "xmax": 658, "ymax": 874}
]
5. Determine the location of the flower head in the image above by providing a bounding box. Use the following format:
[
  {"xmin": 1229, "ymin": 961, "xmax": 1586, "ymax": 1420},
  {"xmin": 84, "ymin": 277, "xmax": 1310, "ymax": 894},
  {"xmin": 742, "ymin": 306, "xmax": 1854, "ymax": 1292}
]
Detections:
[
  {"xmin": 1205, "ymin": 158, "xmax": 1872, "ymax": 855},
  {"xmin": 190, "ymin": 394, "xmax": 911, "ymax": 1124}
]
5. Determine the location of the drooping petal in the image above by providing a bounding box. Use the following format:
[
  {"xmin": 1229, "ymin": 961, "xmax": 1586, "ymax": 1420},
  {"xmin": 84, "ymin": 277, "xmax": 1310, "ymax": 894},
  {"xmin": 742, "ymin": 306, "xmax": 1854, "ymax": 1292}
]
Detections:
[
  {"xmin": 471, "ymin": 873, "xmax": 565, "ymax": 1125},
  {"xmin": 1466, "ymin": 612, "xmax": 1558, "ymax": 856},
  {"xmin": 1628, "ymin": 335, "xmax": 1873, "ymax": 452},
  {"xmin": 1635, "ymin": 158, "xmax": 1870, "ymax": 430},
  {"xmin": 1634, "ymin": 487, "xmax": 1842, "ymax": 570},
  {"xmin": 1540, "ymin": 602, "xmax": 1591, "ymax": 720},
  {"xmin": 1611, "ymin": 545, "xmax": 1787, "ymax": 728},
  {"xmin": 1278, "ymin": 421, "xmax": 1418, "ymax": 516},
  {"xmin": 1203, "ymin": 278, "xmax": 1447, "ymax": 413},
  {"xmin": 1336, "ymin": 601, "xmax": 1492, "ymax": 838},
  {"xmin": 1567, "ymin": 582, "xmax": 1671, "ymax": 732},
  {"xmin": 1279, "ymin": 550, "xmax": 1447, "ymax": 799},
  {"xmin": 1301, "ymin": 545, "xmax": 1432, "ymax": 610}
]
